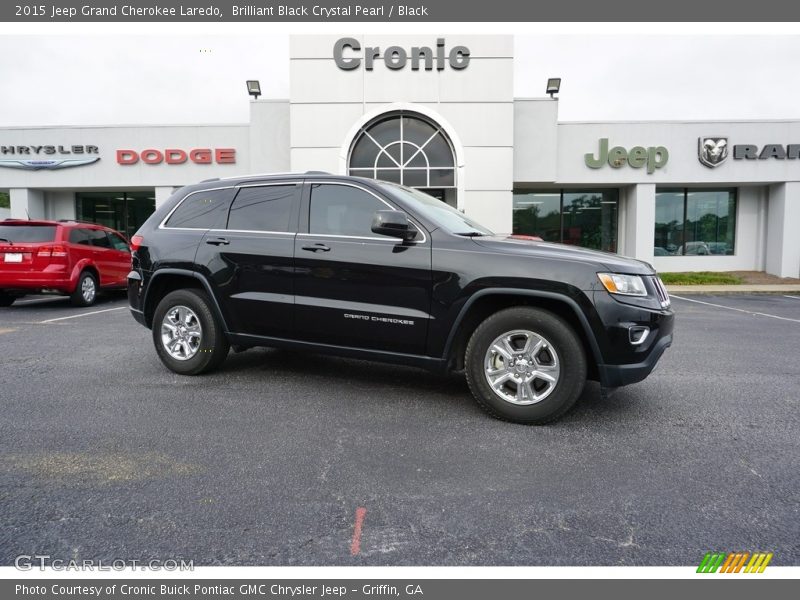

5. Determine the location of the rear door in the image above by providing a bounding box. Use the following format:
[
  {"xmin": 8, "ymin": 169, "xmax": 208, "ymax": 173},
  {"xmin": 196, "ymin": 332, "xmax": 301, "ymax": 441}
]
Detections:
[
  {"xmin": 293, "ymin": 181, "xmax": 432, "ymax": 355},
  {"xmin": 194, "ymin": 181, "xmax": 301, "ymax": 338}
]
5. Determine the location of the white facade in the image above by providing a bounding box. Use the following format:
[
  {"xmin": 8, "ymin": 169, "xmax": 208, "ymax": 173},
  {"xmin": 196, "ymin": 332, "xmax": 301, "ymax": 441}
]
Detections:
[{"xmin": 1, "ymin": 34, "xmax": 799, "ymax": 278}]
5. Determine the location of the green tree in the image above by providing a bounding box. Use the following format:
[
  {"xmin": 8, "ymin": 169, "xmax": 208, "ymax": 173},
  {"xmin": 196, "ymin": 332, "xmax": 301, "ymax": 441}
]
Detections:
[{"xmin": 0, "ymin": 192, "xmax": 9, "ymax": 209}]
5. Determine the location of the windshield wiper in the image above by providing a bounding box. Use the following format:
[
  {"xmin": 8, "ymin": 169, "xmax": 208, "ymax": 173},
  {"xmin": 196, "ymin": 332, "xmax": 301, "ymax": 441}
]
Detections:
[{"xmin": 0, "ymin": 238, "xmax": 11, "ymax": 244}]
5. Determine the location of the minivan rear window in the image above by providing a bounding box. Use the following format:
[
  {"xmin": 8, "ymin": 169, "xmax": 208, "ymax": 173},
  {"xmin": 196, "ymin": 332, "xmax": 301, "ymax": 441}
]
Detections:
[{"xmin": 0, "ymin": 225, "xmax": 57, "ymax": 243}]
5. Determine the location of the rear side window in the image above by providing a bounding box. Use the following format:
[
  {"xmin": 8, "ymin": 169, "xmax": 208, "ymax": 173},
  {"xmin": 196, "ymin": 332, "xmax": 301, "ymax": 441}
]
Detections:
[
  {"xmin": 68, "ymin": 228, "xmax": 92, "ymax": 245},
  {"xmin": 165, "ymin": 188, "xmax": 232, "ymax": 229},
  {"xmin": 0, "ymin": 225, "xmax": 56, "ymax": 243},
  {"xmin": 89, "ymin": 229, "xmax": 111, "ymax": 248},
  {"xmin": 227, "ymin": 185, "xmax": 297, "ymax": 232}
]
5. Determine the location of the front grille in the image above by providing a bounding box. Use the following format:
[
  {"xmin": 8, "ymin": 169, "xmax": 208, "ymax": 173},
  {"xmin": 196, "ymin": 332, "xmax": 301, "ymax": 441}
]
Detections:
[{"xmin": 651, "ymin": 276, "xmax": 671, "ymax": 308}]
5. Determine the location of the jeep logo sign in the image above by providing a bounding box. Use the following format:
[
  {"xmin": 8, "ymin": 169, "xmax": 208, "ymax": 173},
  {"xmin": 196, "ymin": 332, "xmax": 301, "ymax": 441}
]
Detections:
[
  {"xmin": 585, "ymin": 138, "xmax": 669, "ymax": 174},
  {"xmin": 333, "ymin": 37, "xmax": 470, "ymax": 71}
]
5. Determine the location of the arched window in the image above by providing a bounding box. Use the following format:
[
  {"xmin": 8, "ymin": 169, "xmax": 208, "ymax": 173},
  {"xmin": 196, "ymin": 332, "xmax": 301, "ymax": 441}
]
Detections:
[{"xmin": 348, "ymin": 112, "xmax": 456, "ymax": 189}]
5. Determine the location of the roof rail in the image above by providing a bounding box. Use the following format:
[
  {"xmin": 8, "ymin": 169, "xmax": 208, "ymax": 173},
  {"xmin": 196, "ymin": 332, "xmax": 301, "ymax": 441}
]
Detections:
[{"xmin": 304, "ymin": 170, "xmax": 331, "ymax": 175}]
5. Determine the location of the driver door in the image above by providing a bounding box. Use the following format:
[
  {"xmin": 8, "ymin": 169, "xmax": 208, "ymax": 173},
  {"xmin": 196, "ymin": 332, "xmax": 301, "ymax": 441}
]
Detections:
[{"xmin": 293, "ymin": 181, "xmax": 432, "ymax": 355}]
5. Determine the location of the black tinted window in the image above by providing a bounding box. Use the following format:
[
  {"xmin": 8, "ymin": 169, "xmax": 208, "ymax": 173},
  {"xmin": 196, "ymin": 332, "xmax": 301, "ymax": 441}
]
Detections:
[
  {"xmin": 68, "ymin": 228, "xmax": 91, "ymax": 245},
  {"xmin": 309, "ymin": 184, "xmax": 386, "ymax": 237},
  {"xmin": 165, "ymin": 189, "xmax": 231, "ymax": 229},
  {"xmin": 0, "ymin": 225, "xmax": 56, "ymax": 243},
  {"xmin": 227, "ymin": 185, "xmax": 297, "ymax": 232},
  {"xmin": 89, "ymin": 229, "xmax": 111, "ymax": 248},
  {"xmin": 108, "ymin": 232, "xmax": 130, "ymax": 251}
]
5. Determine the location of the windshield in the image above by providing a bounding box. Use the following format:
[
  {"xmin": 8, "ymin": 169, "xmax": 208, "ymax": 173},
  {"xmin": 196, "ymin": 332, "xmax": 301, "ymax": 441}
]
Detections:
[
  {"xmin": 0, "ymin": 224, "xmax": 57, "ymax": 243},
  {"xmin": 376, "ymin": 182, "xmax": 494, "ymax": 236}
]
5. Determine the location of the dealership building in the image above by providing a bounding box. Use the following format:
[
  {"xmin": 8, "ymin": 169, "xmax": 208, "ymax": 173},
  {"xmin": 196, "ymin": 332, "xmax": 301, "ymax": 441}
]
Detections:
[{"xmin": 2, "ymin": 35, "xmax": 799, "ymax": 277}]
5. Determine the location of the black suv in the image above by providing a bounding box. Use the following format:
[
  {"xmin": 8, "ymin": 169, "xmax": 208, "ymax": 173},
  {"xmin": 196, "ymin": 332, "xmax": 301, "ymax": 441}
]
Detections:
[{"xmin": 128, "ymin": 173, "xmax": 674, "ymax": 424}]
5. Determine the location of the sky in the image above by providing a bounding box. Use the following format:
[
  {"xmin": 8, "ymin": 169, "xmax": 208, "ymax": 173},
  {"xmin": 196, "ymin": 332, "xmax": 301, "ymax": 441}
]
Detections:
[{"xmin": 1, "ymin": 34, "xmax": 799, "ymax": 127}]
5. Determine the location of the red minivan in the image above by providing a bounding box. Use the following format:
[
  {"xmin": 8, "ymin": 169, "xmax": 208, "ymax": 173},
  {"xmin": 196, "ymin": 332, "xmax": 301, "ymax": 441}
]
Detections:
[{"xmin": 0, "ymin": 219, "xmax": 131, "ymax": 307}]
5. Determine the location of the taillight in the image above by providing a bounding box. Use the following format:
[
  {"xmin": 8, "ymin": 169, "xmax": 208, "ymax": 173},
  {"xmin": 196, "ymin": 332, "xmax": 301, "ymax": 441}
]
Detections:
[
  {"xmin": 37, "ymin": 245, "xmax": 68, "ymax": 257},
  {"xmin": 130, "ymin": 235, "xmax": 144, "ymax": 252}
]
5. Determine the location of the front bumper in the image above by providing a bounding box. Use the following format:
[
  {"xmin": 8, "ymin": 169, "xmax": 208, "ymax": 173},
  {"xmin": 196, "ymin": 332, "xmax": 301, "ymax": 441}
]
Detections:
[
  {"xmin": 597, "ymin": 332, "xmax": 673, "ymax": 387},
  {"xmin": 591, "ymin": 289, "xmax": 675, "ymax": 388}
]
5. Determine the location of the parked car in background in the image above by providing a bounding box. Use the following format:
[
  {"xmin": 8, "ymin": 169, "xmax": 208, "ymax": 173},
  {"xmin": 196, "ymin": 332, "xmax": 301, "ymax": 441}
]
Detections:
[
  {"xmin": 0, "ymin": 219, "xmax": 131, "ymax": 307},
  {"xmin": 680, "ymin": 241, "xmax": 711, "ymax": 255},
  {"xmin": 706, "ymin": 242, "xmax": 732, "ymax": 255}
]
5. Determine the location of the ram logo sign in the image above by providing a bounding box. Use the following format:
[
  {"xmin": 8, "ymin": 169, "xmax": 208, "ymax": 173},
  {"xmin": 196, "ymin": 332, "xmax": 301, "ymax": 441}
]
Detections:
[{"xmin": 698, "ymin": 137, "xmax": 729, "ymax": 168}]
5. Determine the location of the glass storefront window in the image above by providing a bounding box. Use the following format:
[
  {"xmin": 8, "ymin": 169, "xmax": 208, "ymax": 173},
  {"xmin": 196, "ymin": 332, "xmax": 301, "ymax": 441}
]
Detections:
[
  {"xmin": 654, "ymin": 188, "xmax": 736, "ymax": 256},
  {"xmin": 76, "ymin": 191, "xmax": 156, "ymax": 239},
  {"xmin": 513, "ymin": 189, "xmax": 619, "ymax": 252}
]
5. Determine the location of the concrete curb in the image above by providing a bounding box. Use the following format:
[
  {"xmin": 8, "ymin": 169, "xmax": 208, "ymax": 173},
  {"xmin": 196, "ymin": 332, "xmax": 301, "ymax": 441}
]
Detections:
[{"xmin": 666, "ymin": 284, "xmax": 800, "ymax": 295}]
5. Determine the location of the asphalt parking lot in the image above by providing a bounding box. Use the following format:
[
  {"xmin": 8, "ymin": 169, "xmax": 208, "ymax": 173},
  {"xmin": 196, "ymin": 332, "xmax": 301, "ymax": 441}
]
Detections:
[{"xmin": 0, "ymin": 292, "xmax": 798, "ymax": 566}]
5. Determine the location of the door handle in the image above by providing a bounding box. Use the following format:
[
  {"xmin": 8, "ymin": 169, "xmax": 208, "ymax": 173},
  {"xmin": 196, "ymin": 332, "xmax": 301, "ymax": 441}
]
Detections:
[
  {"xmin": 206, "ymin": 237, "xmax": 230, "ymax": 246},
  {"xmin": 301, "ymin": 244, "xmax": 331, "ymax": 253}
]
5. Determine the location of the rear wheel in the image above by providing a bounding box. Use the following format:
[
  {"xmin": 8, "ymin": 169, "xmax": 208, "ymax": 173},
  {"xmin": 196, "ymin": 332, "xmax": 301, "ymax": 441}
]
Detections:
[
  {"xmin": 0, "ymin": 292, "xmax": 16, "ymax": 307},
  {"xmin": 465, "ymin": 307, "xmax": 587, "ymax": 425},
  {"xmin": 152, "ymin": 289, "xmax": 229, "ymax": 375},
  {"xmin": 70, "ymin": 271, "xmax": 98, "ymax": 307}
]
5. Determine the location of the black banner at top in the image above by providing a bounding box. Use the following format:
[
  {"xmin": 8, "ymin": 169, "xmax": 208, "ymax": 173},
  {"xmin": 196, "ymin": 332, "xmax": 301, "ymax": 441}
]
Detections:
[{"xmin": 3, "ymin": 0, "xmax": 800, "ymax": 22}]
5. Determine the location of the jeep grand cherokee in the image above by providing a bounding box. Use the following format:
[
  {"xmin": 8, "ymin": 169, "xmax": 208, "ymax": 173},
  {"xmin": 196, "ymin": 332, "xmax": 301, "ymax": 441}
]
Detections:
[{"xmin": 127, "ymin": 173, "xmax": 674, "ymax": 424}]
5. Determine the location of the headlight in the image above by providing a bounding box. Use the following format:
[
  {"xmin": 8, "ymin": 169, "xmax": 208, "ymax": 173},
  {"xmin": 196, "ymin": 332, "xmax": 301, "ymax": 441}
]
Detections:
[{"xmin": 597, "ymin": 273, "xmax": 648, "ymax": 297}]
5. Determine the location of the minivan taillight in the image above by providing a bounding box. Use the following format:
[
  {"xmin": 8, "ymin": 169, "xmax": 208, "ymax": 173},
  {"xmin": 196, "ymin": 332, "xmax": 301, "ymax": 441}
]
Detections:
[
  {"xmin": 130, "ymin": 235, "xmax": 144, "ymax": 252},
  {"xmin": 37, "ymin": 245, "xmax": 68, "ymax": 257}
]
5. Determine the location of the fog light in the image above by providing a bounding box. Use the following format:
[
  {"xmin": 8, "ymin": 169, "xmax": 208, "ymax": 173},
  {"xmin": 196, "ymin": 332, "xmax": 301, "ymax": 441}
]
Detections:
[{"xmin": 629, "ymin": 326, "xmax": 650, "ymax": 345}]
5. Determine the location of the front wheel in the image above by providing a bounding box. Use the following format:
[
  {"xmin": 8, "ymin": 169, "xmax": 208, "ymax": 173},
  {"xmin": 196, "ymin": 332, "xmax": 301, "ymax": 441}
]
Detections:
[
  {"xmin": 465, "ymin": 307, "xmax": 587, "ymax": 424},
  {"xmin": 152, "ymin": 289, "xmax": 229, "ymax": 375}
]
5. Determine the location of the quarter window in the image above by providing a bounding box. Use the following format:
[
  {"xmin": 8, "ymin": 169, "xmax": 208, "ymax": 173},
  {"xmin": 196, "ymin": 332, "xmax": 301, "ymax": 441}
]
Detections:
[
  {"xmin": 227, "ymin": 185, "xmax": 297, "ymax": 232},
  {"xmin": 165, "ymin": 189, "xmax": 231, "ymax": 229},
  {"xmin": 309, "ymin": 184, "xmax": 387, "ymax": 238}
]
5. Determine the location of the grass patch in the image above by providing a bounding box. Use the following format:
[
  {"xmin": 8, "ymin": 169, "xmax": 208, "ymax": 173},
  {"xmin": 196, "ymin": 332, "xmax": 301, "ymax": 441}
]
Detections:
[{"xmin": 659, "ymin": 271, "xmax": 743, "ymax": 285}]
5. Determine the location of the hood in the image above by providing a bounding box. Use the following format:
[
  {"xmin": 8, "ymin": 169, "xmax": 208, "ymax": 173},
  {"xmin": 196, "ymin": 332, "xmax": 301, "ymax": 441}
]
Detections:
[{"xmin": 472, "ymin": 235, "xmax": 655, "ymax": 275}]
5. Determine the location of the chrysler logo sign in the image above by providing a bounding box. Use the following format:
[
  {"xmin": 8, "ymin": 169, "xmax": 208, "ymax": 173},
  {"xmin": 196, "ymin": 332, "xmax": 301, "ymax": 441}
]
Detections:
[
  {"xmin": 0, "ymin": 158, "xmax": 100, "ymax": 171},
  {"xmin": 698, "ymin": 137, "xmax": 728, "ymax": 168},
  {"xmin": 0, "ymin": 144, "xmax": 101, "ymax": 170}
]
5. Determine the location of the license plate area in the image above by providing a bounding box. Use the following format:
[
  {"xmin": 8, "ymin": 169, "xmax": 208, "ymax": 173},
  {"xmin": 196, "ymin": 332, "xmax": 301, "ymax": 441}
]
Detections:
[{"xmin": 4, "ymin": 253, "xmax": 23, "ymax": 263}]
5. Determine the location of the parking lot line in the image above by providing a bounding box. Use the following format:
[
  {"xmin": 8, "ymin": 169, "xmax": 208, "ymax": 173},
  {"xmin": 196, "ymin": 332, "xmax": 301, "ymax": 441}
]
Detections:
[
  {"xmin": 784, "ymin": 295, "xmax": 800, "ymax": 300},
  {"xmin": 0, "ymin": 328, "xmax": 16, "ymax": 335},
  {"xmin": 671, "ymin": 295, "xmax": 800, "ymax": 324},
  {"xmin": 39, "ymin": 306, "xmax": 128, "ymax": 323}
]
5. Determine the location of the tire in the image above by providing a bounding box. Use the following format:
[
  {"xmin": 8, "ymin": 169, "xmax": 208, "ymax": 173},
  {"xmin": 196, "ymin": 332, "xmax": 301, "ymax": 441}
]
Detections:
[
  {"xmin": 152, "ymin": 289, "xmax": 229, "ymax": 375},
  {"xmin": 70, "ymin": 271, "xmax": 98, "ymax": 307},
  {"xmin": 465, "ymin": 307, "xmax": 587, "ymax": 425},
  {"xmin": 0, "ymin": 292, "xmax": 16, "ymax": 307}
]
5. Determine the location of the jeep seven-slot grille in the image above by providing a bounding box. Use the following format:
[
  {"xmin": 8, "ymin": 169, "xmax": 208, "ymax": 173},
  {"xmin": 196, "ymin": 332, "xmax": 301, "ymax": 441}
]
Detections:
[{"xmin": 651, "ymin": 276, "xmax": 671, "ymax": 308}]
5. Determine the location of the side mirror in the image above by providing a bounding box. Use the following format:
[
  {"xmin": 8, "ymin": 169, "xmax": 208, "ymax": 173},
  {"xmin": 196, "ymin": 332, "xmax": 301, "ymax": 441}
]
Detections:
[{"xmin": 371, "ymin": 210, "xmax": 418, "ymax": 241}]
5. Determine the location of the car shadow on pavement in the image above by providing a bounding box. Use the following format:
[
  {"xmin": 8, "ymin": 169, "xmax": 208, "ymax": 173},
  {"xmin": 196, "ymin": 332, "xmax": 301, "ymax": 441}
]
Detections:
[
  {"xmin": 220, "ymin": 347, "xmax": 635, "ymax": 424},
  {"xmin": 3, "ymin": 291, "xmax": 128, "ymax": 311}
]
